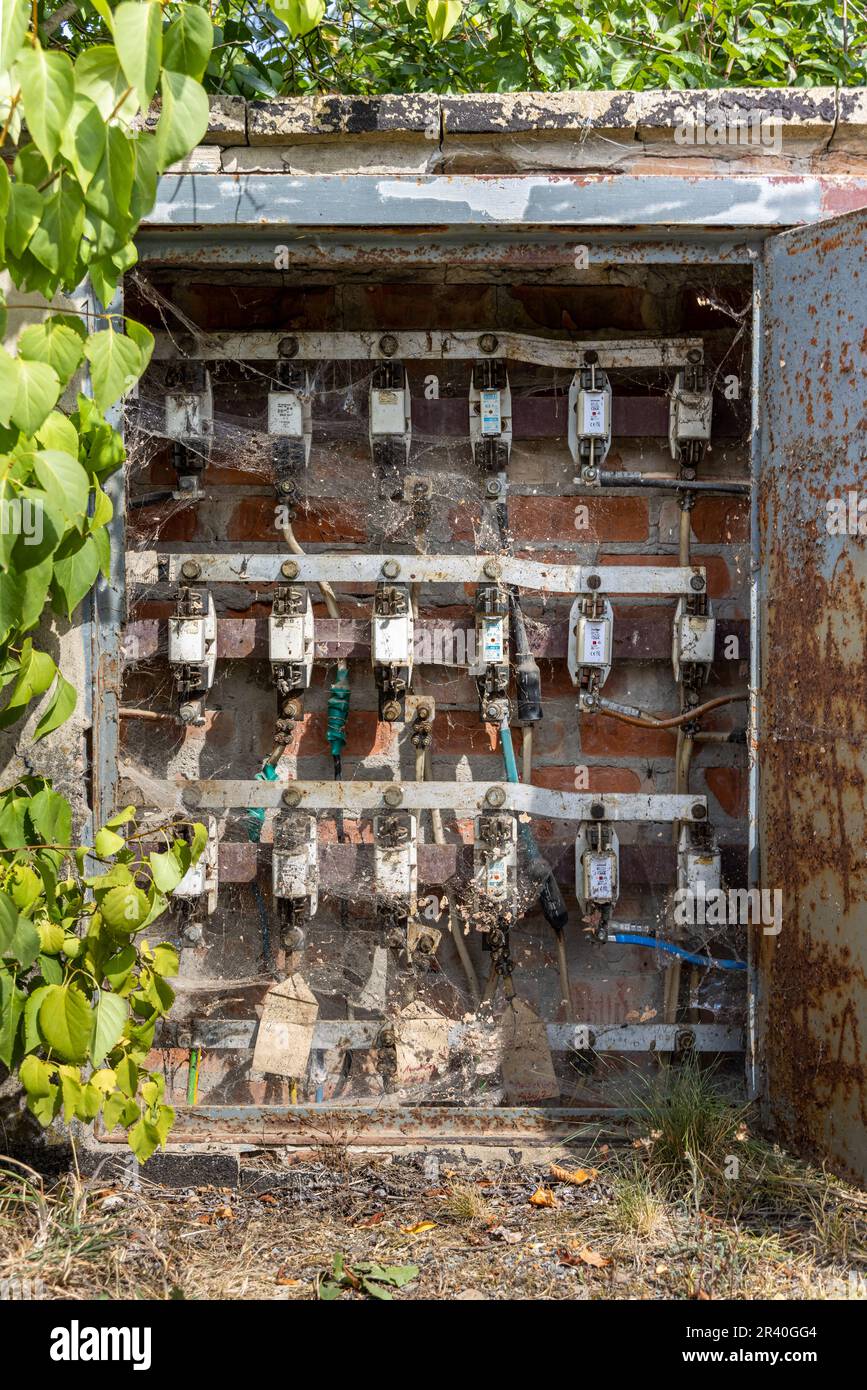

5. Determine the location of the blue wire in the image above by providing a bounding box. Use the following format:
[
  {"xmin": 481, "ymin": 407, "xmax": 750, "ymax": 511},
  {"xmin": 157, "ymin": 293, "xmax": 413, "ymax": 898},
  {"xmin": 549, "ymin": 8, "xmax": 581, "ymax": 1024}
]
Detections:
[{"xmin": 609, "ymin": 933, "xmax": 747, "ymax": 971}]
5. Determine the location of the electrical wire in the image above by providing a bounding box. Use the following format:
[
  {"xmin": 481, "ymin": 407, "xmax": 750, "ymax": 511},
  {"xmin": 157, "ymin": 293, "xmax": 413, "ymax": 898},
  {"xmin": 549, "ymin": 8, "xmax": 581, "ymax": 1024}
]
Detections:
[
  {"xmin": 595, "ymin": 692, "xmax": 747, "ymax": 730},
  {"xmin": 609, "ymin": 934, "xmax": 747, "ymax": 971}
]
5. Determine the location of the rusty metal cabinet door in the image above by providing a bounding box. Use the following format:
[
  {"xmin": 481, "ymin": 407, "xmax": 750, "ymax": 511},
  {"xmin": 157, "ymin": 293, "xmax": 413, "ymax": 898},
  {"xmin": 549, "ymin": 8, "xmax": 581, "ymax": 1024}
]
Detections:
[{"xmin": 759, "ymin": 207, "xmax": 867, "ymax": 1184}]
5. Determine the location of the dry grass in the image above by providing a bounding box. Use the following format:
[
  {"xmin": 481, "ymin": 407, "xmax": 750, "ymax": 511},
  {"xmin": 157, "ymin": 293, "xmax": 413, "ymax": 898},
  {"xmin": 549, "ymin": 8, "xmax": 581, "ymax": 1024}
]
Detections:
[{"xmin": 1, "ymin": 1132, "xmax": 865, "ymax": 1301}]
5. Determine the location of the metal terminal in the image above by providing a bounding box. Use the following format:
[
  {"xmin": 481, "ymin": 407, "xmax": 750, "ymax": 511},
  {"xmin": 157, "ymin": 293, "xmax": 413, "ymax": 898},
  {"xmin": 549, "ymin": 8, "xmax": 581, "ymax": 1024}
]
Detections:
[
  {"xmin": 485, "ymin": 786, "xmax": 507, "ymax": 808},
  {"xmin": 381, "ymin": 559, "xmax": 401, "ymax": 579},
  {"xmin": 180, "ymin": 561, "xmax": 201, "ymax": 581},
  {"xmin": 277, "ymin": 336, "xmax": 299, "ymax": 358},
  {"xmin": 281, "ymin": 559, "xmax": 300, "ymax": 580},
  {"xmin": 282, "ymin": 787, "xmax": 303, "ymax": 808},
  {"xmin": 383, "ymin": 786, "xmax": 404, "ymax": 809}
]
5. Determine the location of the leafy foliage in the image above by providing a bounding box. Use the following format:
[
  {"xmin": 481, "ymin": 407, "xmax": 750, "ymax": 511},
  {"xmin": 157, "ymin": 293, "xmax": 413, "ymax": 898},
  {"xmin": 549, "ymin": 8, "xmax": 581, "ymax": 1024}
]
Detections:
[
  {"xmin": 317, "ymin": 1252, "xmax": 419, "ymax": 1300},
  {"xmin": 0, "ymin": 0, "xmax": 212, "ymax": 733},
  {"xmin": 0, "ymin": 779, "xmax": 206, "ymax": 1161}
]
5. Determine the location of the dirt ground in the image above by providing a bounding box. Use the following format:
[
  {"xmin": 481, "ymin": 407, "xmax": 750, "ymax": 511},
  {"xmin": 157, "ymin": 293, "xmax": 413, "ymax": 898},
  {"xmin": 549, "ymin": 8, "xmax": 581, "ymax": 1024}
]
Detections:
[{"xmin": 2, "ymin": 1132, "xmax": 866, "ymax": 1301}]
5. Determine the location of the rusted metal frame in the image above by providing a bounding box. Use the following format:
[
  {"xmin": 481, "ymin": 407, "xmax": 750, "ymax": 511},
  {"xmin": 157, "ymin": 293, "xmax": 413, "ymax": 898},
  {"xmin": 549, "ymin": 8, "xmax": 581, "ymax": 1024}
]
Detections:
[
  {"xmin": 148, "ymin": 173, "xmax": 827, "ymax": 229},
  {"xmin": 165, "ymin": 1018, "xmax": 743, "ymax": 1052},
  {"xmin": 135, "ymin": 229, "xmax": 764, "ymax": 269},
  {"xmin": 133, "ymin": 551, "xmax": 706, "ymax": 595},
  {"xmin": 124, "ymin": 614, "xmax": 751, "ymax": 664},
  {"xmin": 746, "ymin": 254, "xmax": 764, "ymax": 1101},
  {"xmin": 153, "ymin": 780, "xmax": 705, "ymax": 821},
  {"xmin": 151, "ymin": 329, "xmax": 704, "ymax": 369},
  {"xmin": 98, "ymin": 1104, "xmax": 635, "ymax": 1146}
]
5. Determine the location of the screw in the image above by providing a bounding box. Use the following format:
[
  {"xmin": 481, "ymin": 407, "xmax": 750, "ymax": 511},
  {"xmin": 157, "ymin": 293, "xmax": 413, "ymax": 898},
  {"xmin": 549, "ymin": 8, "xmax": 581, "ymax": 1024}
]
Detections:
[
  {"xmin": 691, "ymin": 802, "xmax": 707, "ymax": 820},
  {"xmin": 485, "ymin": 786, "xmax": 507, "ymax": 808},
  {"xmin": 179, "ymin": 702, "xmax": 198, "ymax": 724},
  {"xmin": 483, "ymin": 559, "xmax": 501, "ymax": 580},
  {"xmin": 282, "ymin": 787, "xmax": 302, "ymax": 808},
  {"xmin": 478, "ymin": 333, "xmax": 498, "ymax": 354},
  {"xmin": 416, "ymin": 704, "xmax": 431, "ymax": 721},
  {"xmin": 278, "ymin": 336, "xmax": 299, "ymax": 359},
  {"xmin": 383, "ymin": 786, "xmax": 403, "ymax": 808},
  {"xmin": 687, "ymin": 348, "xmax": 703, "ymax": 365},
  {"xmin": 382, "ymin": 700, "xmax": 402, "ymax": 722},
  {"xmin": 381, "ymin": 558, "xmax": 400, "ymax": 579},
  {"xmin": 690, "ymin": 573, "xmax": 706, "ymax": 591},
  {"xmin": 180, "ymin": 561, "xmax": 201, "ymax": 581},
  {"xmin": 379, "ymin": 334, "xmax": 399, "ymax": 357},
  {"xmin": 584, "ymin": 349, "xmax": 599, "ymax": 365},
  {"xmin": 590, "ymin": 802, "xmax": 605, "ymax": 820},
  {"xmin": 281, "ymin": 559, "xmax": 299, "ymax": 580},
  {"xmin": 485, "ymin": 479, "xmax": 502, "ymax": 498},
  {"xmin": 586, "ymin": 573, "xmax": 601, "ymax": 590}
]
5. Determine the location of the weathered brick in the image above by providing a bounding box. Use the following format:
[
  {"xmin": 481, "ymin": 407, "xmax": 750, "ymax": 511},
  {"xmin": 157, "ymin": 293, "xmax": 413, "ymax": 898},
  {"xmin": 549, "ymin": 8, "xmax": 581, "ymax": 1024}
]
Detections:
[
  {"xmin": 452, "ymin": 495, "xmax": 648, "ymax": 545},
  {"xmin": 580, "ymin": 714, "xmax": 676, "ymax": 758},
  {"xmin": 531, "ymin": 765, "xmax": 642, "ymax": 793},
  {"xmin": 704, "ymin": 765, "xmax": 748, "ymax": 819},
  {"xmin": 226, "ymin": 497, "xmax": 366, "ymax": 544}
]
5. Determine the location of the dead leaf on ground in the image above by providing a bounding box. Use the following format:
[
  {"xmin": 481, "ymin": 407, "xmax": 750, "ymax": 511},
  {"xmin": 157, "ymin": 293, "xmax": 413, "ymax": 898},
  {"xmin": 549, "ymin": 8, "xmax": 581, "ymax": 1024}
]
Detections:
[
  {"xmin": 549, "ymin": 1163, "xmax": 599, "ymax": 1186},
  {"xmin": 257, "ymin": 1194, "xmax": 278, "ymax": 1205},
  {"xmin": 692, "ymin": 1287, "xmax": 712, "ymax": 1300},
  {"xmin": 400, "ymin": 1220, "xmax": 437, "ymax": 1235},
  {"xmin": 529, "ymin": 1186, "xmax": 557, "ymax": 1208},
  {"xmin": 356, "ymin": 1212, "xmax": 385, "ymax": 1228},
  {"xmin": 214, "ymin": 1205, "xmax": 234, "ymax": 1221},
  {"xmin": 489, "ymin": 1226, "xmax": 522, "ymax": 1244},
  {"xmin": 276, "ymin": 1268, "xmax": 300, "ymax": 1286},
  {"xmin": 558, "ymin": 1244, "xmax": 610, "ymax": 1269}
]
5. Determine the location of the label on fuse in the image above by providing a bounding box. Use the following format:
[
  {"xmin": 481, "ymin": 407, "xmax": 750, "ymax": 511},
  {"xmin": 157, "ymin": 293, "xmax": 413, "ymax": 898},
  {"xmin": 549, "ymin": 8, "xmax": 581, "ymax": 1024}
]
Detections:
[
  {"xmin": 581, "ymin": 619, "xmax": 609, "ymax": 665},
  {"xmin": 480, "ymin": 616, "xmax": 505, "ymax": 663},
  {"xmin": 485, "ymin": 855, "xmax": 509, "ymax": 898},
  {"xmin": 268, "ymin": 393, "xmax": 304, "ymax": 436},
  {"xmin": 480, "ymin": 389, "xmax": 502, "ymax": 437},
  {"xmin": 581, "ymin": 391, "xmax": 607, "ymax": 437},
  {"xmin": 587, "ymin": 852, "xmax": 614, "ymax": 901}
]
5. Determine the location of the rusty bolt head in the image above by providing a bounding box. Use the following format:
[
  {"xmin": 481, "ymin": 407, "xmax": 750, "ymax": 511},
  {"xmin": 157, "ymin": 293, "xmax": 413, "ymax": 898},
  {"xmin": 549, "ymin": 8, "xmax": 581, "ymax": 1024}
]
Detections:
[
  {"xmin": 590, "ymin": 802, "xmax": 605, "ymax": 820},
  {"xmin": 383, "ymin": 786, "xmax": 403, "ymax": 809},
  {"xmin": 282, "ymin": 787, "xmax": 303, "ymax": 808},
  {"xmin": 379, "ymin": 334, "xmax": 399, "ymax": 357},
  {"xmin": 584, "ymin": 349, "xmax": 599, "ymax": 365},
  {"xmin": 586, "ymin": 573, "xmax": 601, "ymax": 590},
  {"xmin": 691, "ymin": 802, "xmax": 707, "ymax": 821},
  {"xmin": 690, "ymin": 573, "xmax": 706, "ymax": 592},
  {"xmin": 281, "ymin": 559, "xmax": 300, "ymax": 580},
  {"xmin": 483, "ymin": 559, "xmax": 501, "ymax": 580},
  {"xmin": 485, "ymin": 785, "xmax": 507, "ymax": 809},
  {"xmin": 382, "ymin": 700, "xmax": 402, "ymax": 722},
  {"xmin": 416, "ymin": 704, "xmax": 431, "ymax": 721},
  {"xmin": 178, "ymin": 701, "xmax": 198, "ymax": 724},
  {"xmin": 478, "ymin": 333, "xmax": 498, "ymax": 354},
  {"xmin": 278, "ymin": 335, "xmax": 299, "ymax": 359},
  {"xmin": 687, "ymin": 348, "xmax": 703, "ymax": 365},
  {"xmin": 180, "ymin": 561, "xmax": 201, "ymax": 581},
  {"xmin": 486, "ymin": 702, "xmax": 504, "ymax": 724},
  {"xmin": 675, "ymin": 1028, "xmax": 696, "ymax": 1052},
  {"xmin": 381, "ymin": 558, "xmax": 401, "ymax": 579}
]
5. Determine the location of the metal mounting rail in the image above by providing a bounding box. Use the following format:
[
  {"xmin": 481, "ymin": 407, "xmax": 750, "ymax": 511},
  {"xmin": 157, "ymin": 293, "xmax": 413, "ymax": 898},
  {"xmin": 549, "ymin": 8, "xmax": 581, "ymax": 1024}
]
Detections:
[
  {"xmin": 148, "ymin": 779, "xmax": 706, "ymax": 821},
  {"xmin": 167, "ymin": 1018, "xmax": 743, "ymax": 1054},
  {"xmin": 129, "ymin": 551, "xmax": 707, "ymax": 597},
  {"xmin": 151, "ymin": 330, "xmax": 703, "ymax": 370}
]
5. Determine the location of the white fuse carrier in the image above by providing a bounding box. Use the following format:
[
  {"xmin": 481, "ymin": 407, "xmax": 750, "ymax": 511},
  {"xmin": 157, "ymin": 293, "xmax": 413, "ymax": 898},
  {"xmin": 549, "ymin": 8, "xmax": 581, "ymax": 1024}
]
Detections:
[
  {"xmin": 672, "ymin": 597, "xmax": 716, "ymax": 685},
  {"xmin": 269, "ymin": 586, "xmax": 315, "ymax": 686},
  {"xmin": 568, "ymin": 595, "xmax": 614, "ymax": 705},
  {"xmin": 575, "ymin": 822, "xmax": 620, "ymax": 915},
  {"xmin": 473, "ymin": 814, "xmax": 518, "ymax": 909},
  {"xmin": 268, "ymin": 374, "xmax": 312, "ymax": 461},
  {"xmin": 174, "ymin": 816, "xmax": 219, "ymax": 915},
  {"xmin": 678, "ymin": 823, "xmax": 722, "ymax": 900},
  {"xmin": 470, "ymin": 361, "xmax": 512, "ymax": 472},
  {"xmin": 272, "ymin": 815, "xmax": 319, "ymax": 917},
  {"xmin": 669, "ymin": 367, "xmax": 713, "ymax": 461},
  {"xmin": 568, "ymin": 362, "xmax": 612, "ymax": 483},
  {"xmin": 374, "ymin": 813, "xmax": 418, "ymax": 910}
]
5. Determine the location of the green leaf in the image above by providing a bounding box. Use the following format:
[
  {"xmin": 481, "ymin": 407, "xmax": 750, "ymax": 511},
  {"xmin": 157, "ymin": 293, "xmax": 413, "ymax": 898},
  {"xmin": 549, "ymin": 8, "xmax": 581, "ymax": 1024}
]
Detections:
[
  {"xmin": 127, "ymin": 1115, "xmax": 162, "ymax": 1162},
  {"xmin": 7, "ymin": 862, "xmax": 40, "ymax": 909},
  {"xmin": 151, "ymin": 943, "xmax": 179, "ymax": 978},
  {"xmin": 32, "ymin": 449, "xmax": 90, "ymax": 523},
  {"xmin": 52, "ymin": 534, "xmax": 101, "ymax": 618},
  {"xmin": 95, "ymin": 826, "xmax": 126, "ymax": 857},
  {"xmin": 0, "ymin": 640, "xmax": 56, "ymax": 730},
  {"xmin": 14, "ymin": 44, "xmax": 75, "ymax": 163},
  {"xmin": 267, "ymin": 0, "xmax": 325, "ymax": 38},
  {"xmin": 103, "ymin": 1090, "xmax": 138, "ymax": 1131},
  {"xmin": 5, "ymin": 182, "xmax": 42, "ymax": 258},
  {"xmin": 0, "ymin": 0, "xmax": 28, "ymax": 74},
  {"xmin": 115, "ymin": 1051, "xmax": 138, "ymax": 1096},
  {"xmin": 59, "ymin": 1067, "xmax": 84, "ymax": 1121},
  {"xmin": 162, "ymin": 5, "xmax": 213, "ymax": 81},
  {"xmin": 36, "ymin": 921, "xmax": 65, "ymax": 955},
  {"xmin": 28, "ymin": 175, "xmax": 87, "ymax": 289},
  {"xmin": 0, "ymin": 890, "xmax": 38, "ymax": 967},
  {"xmin": 104, "ymin": 943, "xmax": 136, "ymax": 989},
  {"xmin": 426, "ymin": 0, "xmax": 463, "ymax": 41},
  {"xmin": 148, "ymin": 848, "xmax": 184, "ymax": 894},
  {"xmin": 33, "ymin": 671, "xmax": 77, "ymax": 740},
  {"xmin": 0, "ymin": 344, "xmax": 18, "ymax": 425},
  {"xmin": 0, "ymin": 971, "xmax": 24, "ymax": 1065},
  {"xmin": 74, "ymin": 45, "xmax": 139, "ymax": 125},
  {"xmin": 36, "ymin": 408, "xmax": 80, "ymax": 455},
  {"xmin": 18, "ymin": 319, "xmax": 86, "ymax": 385},
  {"xmin": 105, "ymin": 805, "xmax": 136, "ymax": 829},
  {"xmin": 84, "ymin": 325, "xmax": 142, "ymax": 411},
  {"xmin": 153, "ymin": 67, "xmax": 210, "ymax": 170},
  {"xmin": 101, "ymin": 883, "xmax": 149, "ymax": 933},
  {"xmin": 26, "ymin": 784, "xmax": 72, "ymax": 848},
  {"xmin": 124, "ymin": 318, "xmax": 154, "ymax": 372},
  {"xmin": 61, "ymin": 94, "xmax": 106, "ymax": 193},
  {"xmin": 113, "ymin": 0, "xmax": 163, "ymax": 112},
  {"xmin": 19, "ymin": 1051, "xmax": 54, "ymax": 1097},
  {"xmin": 90, "ymin": 989, "xmax": 128, "ymax": 1064},
  {"xmin": 38, "ymin": 982, "xmax": 93, "ymax": 1062},
  {"xmin": 11, "ymin": 360, "xmax": 61, "ymax": 435}
]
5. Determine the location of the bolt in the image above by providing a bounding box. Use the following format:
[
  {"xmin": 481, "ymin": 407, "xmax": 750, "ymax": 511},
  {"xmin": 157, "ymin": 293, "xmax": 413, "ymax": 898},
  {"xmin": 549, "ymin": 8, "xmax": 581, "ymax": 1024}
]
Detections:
[
  {"xmin": 382, "ymin": 700, "xmax": 402, "ymax": 722},
  {"xmin": 485, "ymin": 786, "xmax": 507, "ymax": 808},
  {"xmin": 690, "ymin": 573, "xmax": 706, "ymax": 591},
  {"xmin": 691, "ymin": 802, "xmax": 707, "ymax": 820},
  {"xmin": 586, "ymin": 573, "xmax": 601, "ymax": 590},
  {"xmin": 281, "ymin": 559, "xmax": 300, "ymax": 580},
  {"xmin": 681, "ymin": 466, "xmax": 697, "ymax": 482},
  {"xmin": 381, "ymin": 558, "xmax": 401, "ymax": 579},
  {"xmin": 584, "ymin": 349, "xmax": 599, "ymax": 365},
  {"xmin": 180, "ymin": 561, "xmax": 201, "ymax": 581},
  {"xmin": 582, "ymin": 466, "xmax": 598, "ymax": 482},
  {"xmin": 282, "ymin": 787, "xmax": 303, "ymax": 808},
  {"xmin": 675, "ymin": 1028, "xmax": 696, "ymax": 1052},
  {"xmin": 278, "ymin": 479, "xmax": 295, "ymax": 496},
  {"xmin": 179, "ymin": 702, "xmax": 198, "ymax": 725},
  {"xmin": 483, "ymin": 559, "xmax": 501, "ymax": 580},
  {"xmin": 486, "ymin": 702, "xmax": 504, "ymax": 724},
  {"xmin": 277, "ymin": 335, "xmax": 299, "ymax": 359},
  {"xmin": 687, "ymin": 348, "xmax": 703, "ymax": 365},
  {"xmin": 478, "ymin": 333, "xmax": 498, "ymax": 354},
  {"xmin": 183, "ymin": 923, "xmax": 204, "ymax": 944},
  {"xmin": 590, "ymin": 802, "xmax": 605, "ymax": 820},
  {"xmin": 485, "ymin": 478, "xmax": 502, "ymax": 498},
  {"xmin": 383, "ymin": 786, "xmax": 403, "ymax": 808},
  {"xmin": 379, "ymin": 334, "xmax": 399, "ymax": 357},
  {"xmin": 416, "ymin": 704, "xmax": 431, "ymax": 721}
]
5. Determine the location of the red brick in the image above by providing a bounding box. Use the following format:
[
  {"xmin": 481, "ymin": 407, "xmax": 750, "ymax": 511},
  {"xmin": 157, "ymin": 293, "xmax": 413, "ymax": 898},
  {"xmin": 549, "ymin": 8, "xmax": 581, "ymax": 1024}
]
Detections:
[
  {"xmin": 532, "ymin": 765, "xmax": 642, "ymax": 793},
  {"xmin": 430, "ymin": 710, "xmax": 500, "ymax": 755},
  {"xmin": 597, "ymin": 553, "xmax": 733, "ymax": 599},
  {"xmin": 280, "ymin": 711, "xmax": 397, "ymax": 759},
  {"xmin": 226, "ymin": 497, "xmax": 367, "ymax": 544},
  {"xmin": 580, "ymin": 713, "xmax": 676, "ymax": 758},
  {"xmin": 704, "ymin": 766, "xmax": 747, "ymax": 819},
  {"xmin": 511, "ymin": 494, "xmax": 648, "ymax": 543},
  {"xmin": 128, "ymin": 502, "xmax": 198, "ymax": 544},
  {"xmin": 690, "ymin": 496, "xmax": 750, "ymax": 544}
]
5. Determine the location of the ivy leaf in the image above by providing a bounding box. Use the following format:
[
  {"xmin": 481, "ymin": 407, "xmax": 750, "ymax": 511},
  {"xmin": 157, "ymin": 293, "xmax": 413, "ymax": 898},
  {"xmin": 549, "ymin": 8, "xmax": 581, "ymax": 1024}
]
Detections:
[
  {"xmin": 153, "ymin": 68, "xmax": 210, "ymax": 170},
  {"xmin": 11, "ymin": 360, "xmax": 61, "ymax": 435},
  {"xmin": 90, "ymin": 989, "xmax": 128, "ymax": 1064},
  {"xmin": 38, "ymin": 983, "xmax": 93, "ymax": 1062},
  {"xmin": 14, "ymin": 44, "xmax": 75, "ymax": 163},
  {"xmin": 113, "ymin": 1, "xmax": 163, "ymax": 112},
  {"xmin": 162, "ymin": 5, "xmax": 213, "ymax": 82},
  {"xmin": 84, "ymin": 325, "xmax": 142, "ymax": 411}
]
